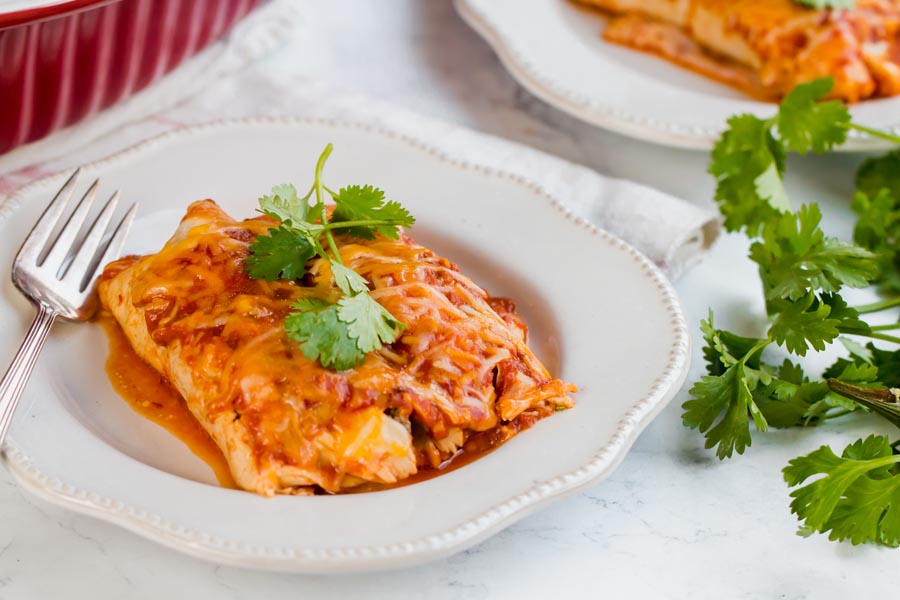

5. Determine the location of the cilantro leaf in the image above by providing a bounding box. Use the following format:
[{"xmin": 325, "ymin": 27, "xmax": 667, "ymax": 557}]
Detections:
[
  {"xmin": 751, "ymin": 204, "xmax": 878, "ymax": 301},
  {"xmin": 337, "ymin": 293, "xmax": 405, "ymax": 352},
  {"xmin": 852, "ymin": 188, "xmax": 900, "ymax": 292},
  {"xmin": 689, "ymin": 313, "xmax": 780, "ymax": 458},
  {"xmin": 776, "ymin": 78, "xmax": 850, "ymax": 154},
  {"xmin": 820, "ymin": 293, "xmax": 870, "ymax": 333},
  {"xmin": 802, "ymin": 361, "xmax": 876, "ymax": 420},
  {"xmin": 853, "ymin": 153, "xmax": 900, "ymax": 290},
  {"xmin": 857, "ymin": 150, "xmax": 900, "ymax": 200},
  {"xmin": 709, "ymin": 115, "xmax": 789, "ymax": 235},
  {"xmin": 754, "ymin": 360, "xmax": 828, "ymax": 428},
  {"xmin": 841, "ymin": 336, "xmax": 875, "ymax": 362},
  {"xmin": 769, "ymin": 293, "xmax": 840, "ymax": 356},
  {"xmin": 331, "ymin": 185, "xmax": 415, "ymax": 240},
  {"xmin": 775, "ymin": 358, "xmax": 805, "ymax": 385},
  {"xmin": 700, "ymin": 311, "xmax": 766, "ymax": 376},
  {"xmin": 822, "ymin": 356, "xmax": 864, "ymax": 381},
  {"xmin": 259, "ymin": 183, "xmax": 308, "ymax": 225},
  {"xmin": 809, "ymin": 240, "xmax": 880, "ymax": 292},
  {"xmin": 245, "ymin": 227, "xmax": 315, "ymax": 280},
  {"xmin": 285, "ymin": 292, "xmax": 405, "ymax": 371},
  {"xmin": 285, "ymin": 298, "xmax": 363, "ymax": 371},
  {"xmin": 824, "ymin": 341, "xmax": 900, "ymax": 389},
  {"xmin": 822, "ymin": 338, "xmax": 874, "ymax": 379},
  {"xmin": 330, "ymin": 262, "xmax": 370, "ymax": 296},
  {"xmin": 868, "ymin": 344, "xmax": 900, "ymax": 388},
  {"xmin": 754, "ymin": 163, "xmax": 790, "ymax": 212},
  {"xmin": 831, "ymin": 361, "xmax": 880, "ymax": 386},
  {"xmin": 759, "ymin": 382, "xmax": 830, "ymax": 428},
  {"xmin": 753, "ymin": 357, "xmax": 872, "ymax": 428},
  {"xmin": 684, "ymin": 362, "xmax": 768, "ymax": 459},
  {"xmin": 784, "ymin": 435, "xmax": 900, "ymax": 546},
  {"xmin": 852, "ymin": 189, "xmax": 899, "ymax": 251}
]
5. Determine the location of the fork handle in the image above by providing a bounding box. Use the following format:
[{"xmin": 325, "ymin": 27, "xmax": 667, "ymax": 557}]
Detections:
[{"xmin": 0, "ymin": 304, "xmax": 57, "ymax": 445}]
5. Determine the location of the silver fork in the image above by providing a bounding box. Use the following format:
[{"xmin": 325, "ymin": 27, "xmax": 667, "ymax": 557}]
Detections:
[{"xmin": 0, "ymin": 169, "xmax": 137, "ymax": 445}]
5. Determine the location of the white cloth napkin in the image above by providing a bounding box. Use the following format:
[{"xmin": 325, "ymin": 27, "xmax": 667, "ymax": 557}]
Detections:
[{"xmin": 0, "ymin": 4, "xmax": 718, "ymax": 278}]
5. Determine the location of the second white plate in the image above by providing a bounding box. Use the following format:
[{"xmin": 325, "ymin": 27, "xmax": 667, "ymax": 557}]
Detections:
[{"xmin": 456, "ymin": 0, "xmax": 900, "ymax": 151}]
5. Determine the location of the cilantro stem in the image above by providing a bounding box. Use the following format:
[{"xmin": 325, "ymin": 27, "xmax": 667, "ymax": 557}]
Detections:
[
  {"xmin": 743, "ymin": 339, "xmax": 772, "ymax": 365},
  {"xmin": 314, "ymin": 144, "xmax": 332, "ymax": 206},
  {"xmin": 855, "ymin": 453, "xmax": 900, "ymax": 469},
  {"xmin": 313, "ymin": 144, "xmax": 345, "ymax": 267},
  {"xmin": 839, "ymin": 329, "xmax": 900, "ymax": 345},
  {"xmin": 847, "ymin": 123, "xmax": 900, "ymax": 146},
  {"xmin": 870, "ymin": 323, "xmax": 900, "ymax": 332},
  {"xmin": 323, "ymin": 228, "xmax": 344, "ymax": 265},
  {"xmin": 322, "ymin": 220, "xmax": 405, "ymax": 231},
  {"xmin": 822, "ymin": 409, "xmax": 854, "ymax": 420},
  {"xmin": 853, "ymin": 297, "xmax": 900, "ymax": 314}
]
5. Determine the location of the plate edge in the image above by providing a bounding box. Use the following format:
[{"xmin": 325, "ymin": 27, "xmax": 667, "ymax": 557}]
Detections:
[
  {"xmin": 453, "ymin": 0, "xmax": 899, "ymax": 152},
  {"xmin": 0, "ymin": 115, "xmax": 692, "ymax": 572}
]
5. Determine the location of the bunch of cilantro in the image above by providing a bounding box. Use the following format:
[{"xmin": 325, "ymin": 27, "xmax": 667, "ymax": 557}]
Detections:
[
  {"xmin": 245, "ymin": 144, "xmax": 414, "ymax": 371},
  {"xmin": 684, "ymin": 77, "xmax": 900, "ymax": 546}
]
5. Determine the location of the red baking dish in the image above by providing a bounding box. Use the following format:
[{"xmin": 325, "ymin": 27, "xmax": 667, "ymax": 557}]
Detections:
[{"xmin": 0, "ymin": 0, "xmax": 261, "ymax": 156}]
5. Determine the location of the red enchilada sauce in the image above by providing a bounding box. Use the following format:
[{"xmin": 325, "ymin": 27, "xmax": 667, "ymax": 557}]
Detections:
[
  {"xmin": 99, "ymin": 314, "xmax": 238, "ymax": 489},
  {"xmin": 99, "ymin": 315, "xmax": 520, "ymax": 494}
]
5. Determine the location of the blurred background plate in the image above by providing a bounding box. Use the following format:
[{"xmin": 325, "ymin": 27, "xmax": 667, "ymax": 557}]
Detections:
[{"xmin": 455, "ymin": 0, "xmax": 900, "ymax": 151}]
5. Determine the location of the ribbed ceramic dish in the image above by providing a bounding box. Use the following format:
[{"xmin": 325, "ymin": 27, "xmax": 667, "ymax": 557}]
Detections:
[
  {"xmin": 0, "ymin": 118, "xmax": 690, "ymax": 572},
  {"xmin": 455, "ymin": 0, "xmax": 900, "ymax": 151},
  {"xmin": 0, "ymin": 0, "xmax": 260, "ymax": 154}
]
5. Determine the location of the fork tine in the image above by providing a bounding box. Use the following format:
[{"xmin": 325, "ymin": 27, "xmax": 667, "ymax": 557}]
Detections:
[
  {"xmin": 16, "ymin": 169, "xmax": 81, "ymax": 261},
  {"xmin": 80, "ymin": 202, "xmax": 137, "ymax": 293},
  {"xmin": 41, "ymin": 178, "xmax": 99, "ymax": 273},
  {"xmin": 62, "ymin": 190, "xmax": 119, "ymax": 283}
]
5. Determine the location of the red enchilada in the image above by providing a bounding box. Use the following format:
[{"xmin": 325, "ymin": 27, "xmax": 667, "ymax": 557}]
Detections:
[{"xmin": 98, "ymin": 200, "xmax": 575, "ymax": 496}]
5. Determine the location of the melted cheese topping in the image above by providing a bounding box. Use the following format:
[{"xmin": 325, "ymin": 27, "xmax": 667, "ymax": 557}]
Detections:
[
  {"xmin": 99, "ymin": 200, "xmax": 575, "ymax": 496},
  {"xmin": 577, "ymin": 0, "xmax": 900, "ymax": 102}
]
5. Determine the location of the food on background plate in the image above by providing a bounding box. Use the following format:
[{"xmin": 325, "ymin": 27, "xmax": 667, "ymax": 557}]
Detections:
[
  {"xmin": 98, "ymin": 146, "xmax": 575, "ymax": 496},
  {"xmin": 573, "ymin": 0, "xmax": 900, "ymax": 102}
]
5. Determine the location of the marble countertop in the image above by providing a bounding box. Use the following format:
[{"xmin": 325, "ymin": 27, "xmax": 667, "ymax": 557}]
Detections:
[{"xmin": 0, "ymin": 1, "xmax": 896, "ymax": 598}]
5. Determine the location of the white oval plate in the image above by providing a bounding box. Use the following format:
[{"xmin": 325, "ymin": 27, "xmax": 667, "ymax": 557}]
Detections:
[
  {"xmin": 455, "ymin": 0, "xmax": 900, "ymax": 151},
  {"xmin": 0, "ymin": 119, "xmax": 689, "ymax": 573}
]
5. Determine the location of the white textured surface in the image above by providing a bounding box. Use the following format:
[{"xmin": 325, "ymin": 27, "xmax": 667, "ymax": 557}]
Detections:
[{"xmin": 0, "ymin": 0, "xmax": 896, "ymax": 598}]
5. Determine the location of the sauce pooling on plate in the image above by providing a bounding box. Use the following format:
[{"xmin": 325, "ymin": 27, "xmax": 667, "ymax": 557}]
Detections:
[
  {"xmin": 99, "ymin": 314, "xmax": 510, "ymax": 494},
  {"xmin": 99, "ymin": 314, "xmax": 238, "ymax": 489}
]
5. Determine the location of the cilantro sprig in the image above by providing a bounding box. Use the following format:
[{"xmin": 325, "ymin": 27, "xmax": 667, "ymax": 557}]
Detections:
[
  {"xmin": 785, "ymin": 435, "xmax": 900, "ymax": 546},
  {"xmin": 708, "ymin": 77, "xmax": 889, "ymax": 235},
  {"xmin": 246, "ymin": 145, "xmax": 414, "ymax": 371},
  {"xmin": 686, "ymin": 77, "xmax": 900, "ymax": 545}
]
